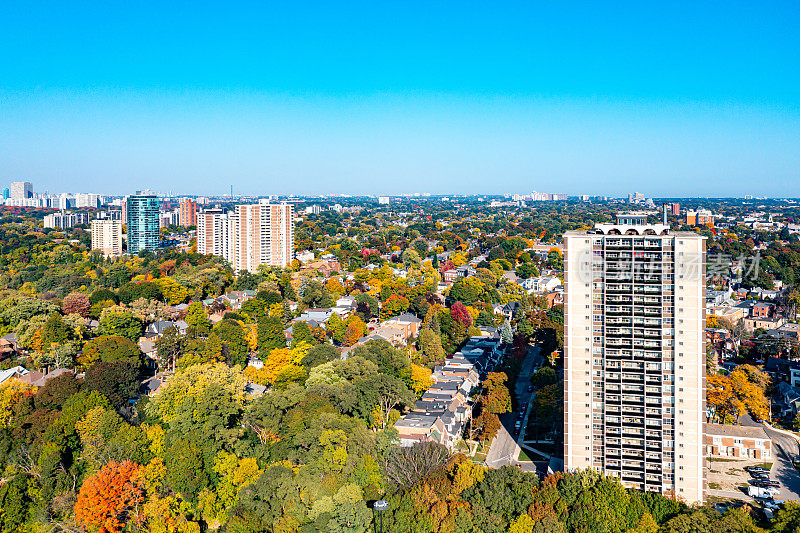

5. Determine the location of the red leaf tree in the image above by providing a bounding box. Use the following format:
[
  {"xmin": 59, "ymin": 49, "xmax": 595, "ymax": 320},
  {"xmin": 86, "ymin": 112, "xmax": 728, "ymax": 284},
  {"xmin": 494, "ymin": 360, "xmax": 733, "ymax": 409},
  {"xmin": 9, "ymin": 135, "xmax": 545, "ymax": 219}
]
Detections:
[
  {"xmin": 74, "ymin": 460, "xmax": 145, "ymax": 533},
  {"xmin": 63, "ymin": 292, "xmax": 91, "ymax": 318},
  {"xmin": 450, "ymin": 301, "xmax": 473, "ymax": 329}
]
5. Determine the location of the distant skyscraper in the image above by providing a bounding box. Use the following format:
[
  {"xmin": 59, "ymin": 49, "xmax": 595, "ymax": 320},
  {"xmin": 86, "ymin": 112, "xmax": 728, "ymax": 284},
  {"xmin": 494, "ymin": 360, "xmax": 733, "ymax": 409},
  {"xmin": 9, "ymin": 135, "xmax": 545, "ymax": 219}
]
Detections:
[
  {"xmin": 126, "ymin": 193, "xmax": 160, "ymax": 253},
  {"xmin": 563, "ymin": 213, "xmax": 706, "ymax": 504},
  {"xmin": 91, "ymin": 219, "xmax": 123, "ymax": 258},
  {"xmin": 2, "ymin": 188, "xmax": 9, "ymax": 199},
  {"xmin": 10, "ymin": 181, "xmax": 33, "ymax": 199},
  {"xmin": 671, "ymin": 203, "xmax": 680, "ymax": 216},
  {"xmin": 179, "ymin": 198, "xmax": 197, "ymax": 227},
  {"xmin": 378, "ymin": 196, "xmax": 390, "ymax": 205}
]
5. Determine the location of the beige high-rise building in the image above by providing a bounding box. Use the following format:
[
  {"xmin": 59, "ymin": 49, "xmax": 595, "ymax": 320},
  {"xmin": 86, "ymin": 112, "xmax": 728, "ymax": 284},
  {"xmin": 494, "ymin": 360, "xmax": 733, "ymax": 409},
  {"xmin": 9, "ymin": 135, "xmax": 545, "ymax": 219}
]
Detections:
[
  {"xmin": 563, "ymin": 213, "xmax": 706, "ymax": 504},
  {"xmin": 91, "ymin": 219, "xmax": 123, "ymax": 258},
  {"xmin": 196, "ymin": 201, "xmax": 293, "ymax": 273},
  {"xmin": 231, "ymin": 201, "xmax": 294, "ymax": 273}
]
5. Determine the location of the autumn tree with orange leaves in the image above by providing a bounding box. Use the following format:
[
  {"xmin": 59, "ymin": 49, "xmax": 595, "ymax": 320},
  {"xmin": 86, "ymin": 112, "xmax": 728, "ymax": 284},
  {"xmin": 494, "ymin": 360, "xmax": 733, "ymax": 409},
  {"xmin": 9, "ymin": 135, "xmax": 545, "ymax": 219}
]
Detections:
[
  {"xmin": 74, "ymin": 460, "xmax": 145, "ymax": 533},
  {"xmin": 707, "ymin": 366, "xmax": 769, "ymax": 424}
]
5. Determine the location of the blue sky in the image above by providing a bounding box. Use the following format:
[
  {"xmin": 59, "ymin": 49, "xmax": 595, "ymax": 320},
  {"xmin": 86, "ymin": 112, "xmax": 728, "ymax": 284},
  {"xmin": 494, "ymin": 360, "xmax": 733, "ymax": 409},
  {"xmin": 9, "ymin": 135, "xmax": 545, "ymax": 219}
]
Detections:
[{"xmin": 1, "ymin": 1, "xmax": 799, "ymax": 197}]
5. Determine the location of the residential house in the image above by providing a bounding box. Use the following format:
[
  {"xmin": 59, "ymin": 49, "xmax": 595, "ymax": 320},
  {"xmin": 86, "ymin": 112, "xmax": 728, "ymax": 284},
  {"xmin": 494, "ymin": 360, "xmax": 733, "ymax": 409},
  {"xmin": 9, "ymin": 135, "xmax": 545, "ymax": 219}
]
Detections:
[
  {"xmin": 442, "ymin": 269, "xmax": 458, "ymax": 284},
  {"xmin": 743, "ymin": 316, "xmax": 784, "ymax": 332},
  {"xmin": 220, "ymin": 290, "xmax": 257, "ymax": 310},
  {"xmin": 707, "ymin": 305, "xmax": 745, "ymax": 323},
  {"xmin": 296, "ymin": 308, "xmax": 334, "ymax": 324},
  {"xmin": 0, "ymin": 365, "xmax": 28, "ymax": 385},
  {"xmin": 766, "ymin": 323, "xmax": 800, "ymax": 340},
  {"xmin": 144, "ymin": 320, "xmax": 189, "ymax": 340},
  {"xmin": 364, "ymin": 325, "xmax": 405, "ymax": 346},
  {"xmin": 383, "ymin": 312, "xmax": 422, "ymax": 341},
  {"xmin": 18, "ymin": 368, "xmax": 73, "ymax": 388},
  {"xmin": 520, "ymin": 275, "xmax": 561, "ymax": 294},
  {"xmin": 704, "ymin": 423, "xmax": 771, "ymax": 460},
  {"xmin": 0, "ymin": 334, "xmax": 18, "ymax": 359},
  {"xmin": 752, "ymin": 302, "xmax": 774, "ymax": 318}
]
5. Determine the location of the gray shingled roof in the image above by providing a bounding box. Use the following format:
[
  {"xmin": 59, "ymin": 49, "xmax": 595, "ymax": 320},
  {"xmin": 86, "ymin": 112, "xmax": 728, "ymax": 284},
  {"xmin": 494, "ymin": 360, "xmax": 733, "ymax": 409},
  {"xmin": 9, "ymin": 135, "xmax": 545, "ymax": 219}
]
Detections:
[{"xmin": 703, "ymin": 423, "xmax": 769, "ymax": 440}]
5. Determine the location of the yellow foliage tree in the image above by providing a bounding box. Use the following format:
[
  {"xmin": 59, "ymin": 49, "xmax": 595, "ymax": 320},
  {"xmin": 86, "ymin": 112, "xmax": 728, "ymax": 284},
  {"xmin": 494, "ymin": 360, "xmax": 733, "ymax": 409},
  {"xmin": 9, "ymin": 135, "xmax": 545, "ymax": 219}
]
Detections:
[
  {"xmin": 707, "ymin": 367, "xmax": 769, "ymax": 423},
  {"xmin": 146, "ymin": 363, "xmax": 248, "ymax": 424},
  {"xmin": 0, "ymin": 378, "xmax": 35, "ymax": 428},
  {"xmin": 452, "ymin": 459, "xmax": 485, "ymax": 494},
  {"xmin": 155, "ymin": 277, "xmax": 190, "ymax": 305},
  {"xmin": 198, "ymin": 451, "xmax": 262, "ymax": 526},
  {"xmin": 410, "ymin": 364, "xmax": 433, "ymax": 394},
  {"xmin": 508, "ymin": 514, "xmax": 535, "ymax": 533},
  {"xmin": 262, "ymin": 342, "xmax": 310, "ymax": 384}
]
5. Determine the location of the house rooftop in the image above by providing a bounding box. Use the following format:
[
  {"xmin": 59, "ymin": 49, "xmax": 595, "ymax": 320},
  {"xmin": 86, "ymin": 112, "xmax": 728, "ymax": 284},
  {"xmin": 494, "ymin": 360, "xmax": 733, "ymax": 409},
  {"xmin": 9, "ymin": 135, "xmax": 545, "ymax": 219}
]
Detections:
[{"xmin": 704, "ymin": 423, "xmax": 769, "ymax": 440}]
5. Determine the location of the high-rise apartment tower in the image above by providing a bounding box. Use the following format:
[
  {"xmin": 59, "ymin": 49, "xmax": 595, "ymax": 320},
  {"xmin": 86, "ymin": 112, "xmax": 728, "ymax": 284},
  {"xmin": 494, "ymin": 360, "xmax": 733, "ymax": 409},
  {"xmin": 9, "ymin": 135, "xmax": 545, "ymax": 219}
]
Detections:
[
  {"xmin": 91, "ymin": 219, "xmax": 123, "ymax": 258},
  {"xmin": 179, "ymin": 198, "xmax": 197, "ymax": 227},
  {"xmin": 126, "ymin": 192, "xmax": 160, "ymax": 253},
  {"xmin": 563, "ymin": 213, "xmax": 706, "ymax": 504},
  {"xmin": 196, "ymin": 201, "xmax": 294, "ymax": 273}
]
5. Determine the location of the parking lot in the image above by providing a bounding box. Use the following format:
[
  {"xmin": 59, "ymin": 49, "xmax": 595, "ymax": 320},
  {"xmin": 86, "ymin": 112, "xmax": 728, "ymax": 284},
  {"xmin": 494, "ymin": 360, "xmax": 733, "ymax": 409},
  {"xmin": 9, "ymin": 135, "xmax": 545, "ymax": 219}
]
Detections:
[{"xmin": 706, "ymin": 457, "xmax": 773, "ymax": 495}]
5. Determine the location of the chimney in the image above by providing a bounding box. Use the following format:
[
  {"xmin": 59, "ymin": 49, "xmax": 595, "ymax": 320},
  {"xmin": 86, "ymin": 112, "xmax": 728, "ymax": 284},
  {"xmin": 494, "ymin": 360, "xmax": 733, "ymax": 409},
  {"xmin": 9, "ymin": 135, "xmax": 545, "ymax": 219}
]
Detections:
[{"xmin": 663, "ymin": 204, "xmax": 668, "ymax": 226}]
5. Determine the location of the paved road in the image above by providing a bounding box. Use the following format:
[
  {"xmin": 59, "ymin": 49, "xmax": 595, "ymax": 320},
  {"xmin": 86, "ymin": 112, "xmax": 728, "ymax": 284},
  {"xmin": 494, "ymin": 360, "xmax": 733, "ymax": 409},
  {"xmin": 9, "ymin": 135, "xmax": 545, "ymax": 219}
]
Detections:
[
  {"xmin": 485, "ymin": 344, "xmax": 541, "ymax": 468},
  {"xmin": 764, "ymin": 426, "xmax": 800, "ymax": 502},
  {"xmin": 741, "ymin": 415, "xmax": 800, "ymax": 502}
]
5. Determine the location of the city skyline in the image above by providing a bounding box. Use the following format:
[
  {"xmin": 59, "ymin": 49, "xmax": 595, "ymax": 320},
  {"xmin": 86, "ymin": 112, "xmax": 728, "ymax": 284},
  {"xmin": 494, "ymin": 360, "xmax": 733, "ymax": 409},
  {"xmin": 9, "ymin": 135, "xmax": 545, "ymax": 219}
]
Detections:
[{"xmin": 2, "ymin": 3, "xmax": 799, "ymax": 197}]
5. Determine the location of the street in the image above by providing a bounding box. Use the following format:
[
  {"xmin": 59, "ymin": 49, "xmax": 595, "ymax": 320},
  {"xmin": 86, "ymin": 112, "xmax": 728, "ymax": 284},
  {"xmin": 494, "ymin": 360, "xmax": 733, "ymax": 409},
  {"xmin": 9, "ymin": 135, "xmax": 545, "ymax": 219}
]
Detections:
[
  {"xmin": 484, "ymin": 343, "xmax": 541, "ymax": 469},
  {"xmin": 764, "ymin": 425, "xmax": 800, "ymax": 502},
  {"xmin": 741, "ymin": 415, "xmax": 800, "ymax": 501}
]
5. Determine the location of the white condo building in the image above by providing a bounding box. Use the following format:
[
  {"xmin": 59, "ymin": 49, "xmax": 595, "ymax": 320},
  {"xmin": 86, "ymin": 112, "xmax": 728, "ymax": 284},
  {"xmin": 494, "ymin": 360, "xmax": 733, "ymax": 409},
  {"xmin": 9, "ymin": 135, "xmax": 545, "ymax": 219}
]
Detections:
[
  {"xmin": 91, "ymin": 219, "xmax": 123, "ymax": 258},
  {"xmin": 563, "ymin": 213, "xmax": 706, "ymax": 504},
  {"xmin": 196, "ymin": 201, "xmax": 294, "ymax": 273},
  {"xmin": 197, "ymin": 208, "xmax": 233, "ymax": 259},
  {"xmin": 10, "ymin": 181, "xmax": 33, "ymax": 199}
]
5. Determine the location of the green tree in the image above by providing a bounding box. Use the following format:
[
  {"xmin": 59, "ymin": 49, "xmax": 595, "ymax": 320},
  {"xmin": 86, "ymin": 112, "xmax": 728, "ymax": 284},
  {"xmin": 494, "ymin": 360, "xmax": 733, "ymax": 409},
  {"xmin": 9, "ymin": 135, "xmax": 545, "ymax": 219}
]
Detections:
[
  {"xmin": 0, "ymin": 473, "xmax": 33, "ymax": 532},
  {"xmin": 291, "ymin": 321, "xmax": 315, "ymax": 348},
  {"xmin": 84, "ymin": 361, "xmax": 140, "ymax": 408},
  {"xmin": 41, "ymin": 312, "xmax": 72, "ymax": 349},
  {"xmin": 185, "ymin": 302, "xmax": 211, "ymax": 333},
  {"xmin": 417, "ymin": 328, "xmax": 445, "ymax": 365},
  {"xmin": 449, "ymin": 277, "xmax": 483, "ymax": 305},
  {"xmin": 79, "ymin": 335, "xmax": 143, "ymax": 368},
  {"xmin": 212, "ymin": 319, "xmax": 250, "ymax": 367},
  {"xmin": 154, "ymin": 325, "xmax": 183, "ymax": 372},
  {"xmin": 258, "ymin": 315, "xmax": 286, "ymax": 353},
  {"xmin": 516, "ymin": 262, "xmax": 539, "ymax": 279},
  {"xmin": 165, "ymin": 438, "xmax": 209, "ymax": 503},
  {"xmin": 302, "ymin": 343, "xmax": 340, "ymax": 369},
  {"xmin": 99, "ymin": 310, "xmax": 143, "ymax": 342},
  {"xmin": 402, "ymin": 249, "xmax": 422, "ymax": 269}
]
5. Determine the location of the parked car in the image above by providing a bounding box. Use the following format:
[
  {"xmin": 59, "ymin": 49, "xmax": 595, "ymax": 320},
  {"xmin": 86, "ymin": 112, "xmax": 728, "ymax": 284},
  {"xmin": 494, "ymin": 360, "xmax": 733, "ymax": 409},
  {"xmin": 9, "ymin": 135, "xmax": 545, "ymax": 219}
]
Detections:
[
  {"xmin": 752, "ymin": 479, "xmax": 780, "ymax": 488},
  {"xmin": 746, "ymin": 466, "xmax": 770, "ymax": 475},
  {"xmin": 527, "ymin": 384, "xmax": 534, "ymax": 393}
]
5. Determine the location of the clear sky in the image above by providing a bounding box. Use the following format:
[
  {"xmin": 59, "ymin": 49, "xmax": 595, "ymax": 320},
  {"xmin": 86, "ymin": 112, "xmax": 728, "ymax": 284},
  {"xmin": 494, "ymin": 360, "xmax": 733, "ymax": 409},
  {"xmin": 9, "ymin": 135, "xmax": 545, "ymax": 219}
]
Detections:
[{"xmin": 1, "ymin": 1, "xmax": 799, "ymax": 197}]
